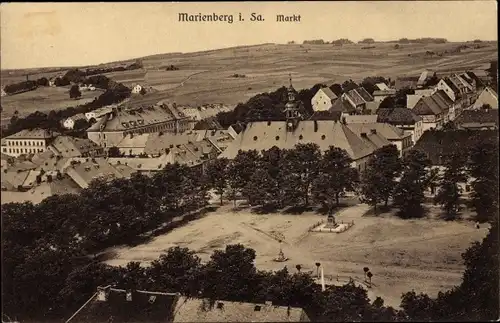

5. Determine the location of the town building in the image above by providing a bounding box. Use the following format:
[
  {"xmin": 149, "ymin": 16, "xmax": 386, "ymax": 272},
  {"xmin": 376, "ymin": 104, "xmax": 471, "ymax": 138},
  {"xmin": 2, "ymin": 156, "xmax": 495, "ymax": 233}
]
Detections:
[
  {"xmin": 372, "ymin": 89, "xmax": 396, "ymax": 103},
  {"xmin": 472, "ymin": 86, "xmax": 498, "ymax": 109},
  {"xmin": 374, "ymin": 82, "xmax": 390, "ymax": 91},
  {"xmin": 454, "ymin": 109, "xmax": 499, "ymax": 130},
  {"xmin": 65, "ymin": 158, "xmax": 135, "ymax": 189},
  {"xmin": 377, "ymin": 107, "xmax": 424, "ymax": 143},
  {"xmin": 417, "ymin": 70, "xmax": 433, "ymax": 88},
  {"xmin": 345, "ymin": 121, "xmax": 414, "ymax": 156},
  {"xmin": 1, "ymin": 129, "xmax": 59, "ymax": 157},
  {"xmin": 66, "ymin": 285, "xmax": 310, "ymax": 322},
  {"xmin": 48, "ymin": 135, "xmax": 105, "ymax": 158},
  {"xmin": 86, "ymin": 102, "xmax": 192, "ymax": 149},
  {"xmin": 85, "ymin": 106, "xmax": 115, "ymax": 123},
  {"xmin": 182, "ymin": 104, "xmax": 232, "ymax": 121},
  {"xmin": 342, "ymin": 87, "xmax": 374, "ymax": 110},
  {"xmin": 412, "ymin": 91, "xmax": 452, "ymax": 132},
  {"xmin": 311, "ymin": 87, "xmax": 338, "ymax": 112},
  {"xmin": 436, "ymin": 78, "xmax": 461, "ymax": 102},
  {"xmin": 62, "ymin": 113, "xmax": 87, "ymax": 130},
  {"xmin": 406, "ymin": 88, "xmax": 436, "ymax": 109}
]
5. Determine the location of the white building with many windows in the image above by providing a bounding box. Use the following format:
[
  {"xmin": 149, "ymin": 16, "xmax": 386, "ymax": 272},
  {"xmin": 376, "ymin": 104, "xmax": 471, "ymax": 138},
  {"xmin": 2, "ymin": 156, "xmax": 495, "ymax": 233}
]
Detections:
[{"xmin": 1, "ymin": 129, "xmax": 58, "ymax": 157}]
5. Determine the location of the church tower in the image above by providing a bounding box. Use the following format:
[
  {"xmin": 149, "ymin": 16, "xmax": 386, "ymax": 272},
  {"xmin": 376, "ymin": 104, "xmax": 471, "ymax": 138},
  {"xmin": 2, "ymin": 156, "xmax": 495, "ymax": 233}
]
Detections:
[{"xmin": 284, "ymin": 74, "xmax": 302, "ymax": 131}]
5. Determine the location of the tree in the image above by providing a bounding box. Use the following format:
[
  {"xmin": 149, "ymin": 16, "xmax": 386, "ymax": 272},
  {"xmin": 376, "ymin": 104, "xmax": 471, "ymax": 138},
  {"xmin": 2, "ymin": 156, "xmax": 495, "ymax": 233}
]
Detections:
[
  {"xmin": 295, "ymin": 264, "xmax": 302, "ymax": 273},
  {"xmin": 148, "ymin": 247, "xmax": 202, "ymax": 296},
  {"xmin": 54, "ymin": 76, "xmax": 70, "ymax": 87},
  {"xmin": 393, "ymin": 150, "xmax": 431, "ymax": 218},
  {"xmin": 329, "ymin": 83, "xmax": 343, "ymax": 96},
  {"xmin": 139, "ymin": 87, "xmax": 147, "ymax": 95},
  {"xmin": 434, "ymin": 152, "xmax": 468, "ymax": 220},
  {"xmin": 107, "ymin": 146, "xmax": 122, "ymax": 157},
  {"xmin": 281, "ymin": 143, "xmax": 321, "ymax": 207},
  {"xmin": 36, "ymin": 77, "xmax": 49, "ymax": 86},
  {"xmin": 227, "ymin": 150, "xmax": 260, "ymax": 206},
  {"xmin": 363, "ymin": 267, "xmax": 369, "ymax": 279},
  {"xmin": 361, "ymin": 76, "xmax": 388, "ymax": 95},
  {"xmin": 205, "ymin": 158, "xmax": 230, "ymax": 205},
  {"xmin": 315, "ymin": 262, "xmax": 321, "ymax": 277},
  {"xmin": 69, "ymin": 85, "xmax": 82, "ymax": 99},
  {"xmin": 342, "ymin": 80, "xmax": 358, "ymax": 92},
  {"xmin": 468, "ymin": 141, "xmax": 499, "ymax": 223},
  {"xmin": 201, "ymin": 244, "xmax": 259, "ymax": 301},
  {"xmin": 312, "ymin": 147, "xmax": 358, "ymax": 212},
  {"xmin": 359, "ymin": 145, "xmax": 402, "ymax": 212}
]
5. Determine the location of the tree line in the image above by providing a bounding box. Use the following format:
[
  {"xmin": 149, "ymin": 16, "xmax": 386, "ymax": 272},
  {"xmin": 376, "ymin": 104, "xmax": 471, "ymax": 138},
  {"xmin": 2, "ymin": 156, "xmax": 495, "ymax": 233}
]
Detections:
[{"xmin": 2, "ymin": 142, "xmax": 498, "ymax": 321}]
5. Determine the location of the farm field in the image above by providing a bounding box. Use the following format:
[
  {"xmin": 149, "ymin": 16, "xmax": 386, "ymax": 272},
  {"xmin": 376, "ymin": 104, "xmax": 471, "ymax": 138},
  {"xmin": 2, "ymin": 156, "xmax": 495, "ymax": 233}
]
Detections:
[
  {"xmin": 0, "ymin": 86, "xmax": 104, "ymax": 120},
  {"xmin": 1, "ymin": 42, "xmax": 496, "ymax": 116},
  {"xmin": 105, "ymin": 202, "xmax": 488, "ymax": 308}
]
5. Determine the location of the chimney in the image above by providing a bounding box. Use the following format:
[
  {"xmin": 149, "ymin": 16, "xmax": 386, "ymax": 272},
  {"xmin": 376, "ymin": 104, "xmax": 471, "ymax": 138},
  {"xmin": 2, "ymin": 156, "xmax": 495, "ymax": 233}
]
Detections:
[
  {"xmin": 360, "ymin": 132, "xmax": 367, "ymax": 137},
  {"xmin": 370, "ymin": 129, "xmax": 377, "ymax": 134}
]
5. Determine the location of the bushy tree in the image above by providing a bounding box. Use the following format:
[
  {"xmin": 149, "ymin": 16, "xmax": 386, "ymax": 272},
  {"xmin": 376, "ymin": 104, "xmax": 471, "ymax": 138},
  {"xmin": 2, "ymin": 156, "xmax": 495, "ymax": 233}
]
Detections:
[
  {"xmin": 69, "ymin": 85, "xmax": 82, "ymax": 99},
  {"xmin": 227, "ymin": 150, "xmax": 260, "ymax": 206},
  {"xmin": 359, "ymin": 145, "xmax": 402, "ymax": 212},
  {"xmin": 434, "ymin": 152, "xmax": 468, "ymax": 220},
  {"xmin": 393, "ymin": 150, "xmax": 431, "ymax": 218},
  {"xmin": 281, "ymin": 143, "xmax": 321, "ymax": 207},
  {"xmin": 205, "ymin": 158, "xmax": 230, "ymax": 205},
  {"xmin": 312, "ymin": 146, "xmax": 358, "ymax": 212}
]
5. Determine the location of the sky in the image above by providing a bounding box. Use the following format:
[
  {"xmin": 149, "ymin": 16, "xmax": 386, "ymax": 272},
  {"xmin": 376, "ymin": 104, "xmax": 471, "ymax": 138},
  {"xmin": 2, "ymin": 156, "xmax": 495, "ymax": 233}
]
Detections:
[{"xmin": 0, "ymin": 1, "xmax": 497, "ymax": 69}]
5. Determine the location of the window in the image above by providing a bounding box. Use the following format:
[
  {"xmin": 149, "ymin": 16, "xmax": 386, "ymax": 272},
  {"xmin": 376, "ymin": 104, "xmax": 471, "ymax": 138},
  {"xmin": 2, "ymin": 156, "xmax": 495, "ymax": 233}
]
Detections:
[{"xmin": 2, "ymin": 148, "xmax": 6, "ymax": 152}]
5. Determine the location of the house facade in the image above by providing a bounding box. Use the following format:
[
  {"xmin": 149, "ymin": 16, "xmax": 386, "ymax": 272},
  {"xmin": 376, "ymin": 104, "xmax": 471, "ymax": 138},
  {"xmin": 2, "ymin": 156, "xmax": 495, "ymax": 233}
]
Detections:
[
  {"xmin": 377, "ymin": 107, "xmax": 424, "ymax": 143},
  {"xmin": 311, "ymin": 87, "xmax": 338, "ymax": 112},
  {"xmin": 472, "ymin": 86, "xmax": 498, "ymax": 110},
  {"xmin": 1, "ymin": 129, "xmax": 58, "ymax": 157},
  {"xmin": 406, "ymin": 88, "xmax": 435, "ymax": 109},
  {"xmin": 412, "ymin": 95, "xmax": 448, "ymax": 132},
  {"xmin": 372, "ymin": 89, "xmax": 396, "ymax": 103}
]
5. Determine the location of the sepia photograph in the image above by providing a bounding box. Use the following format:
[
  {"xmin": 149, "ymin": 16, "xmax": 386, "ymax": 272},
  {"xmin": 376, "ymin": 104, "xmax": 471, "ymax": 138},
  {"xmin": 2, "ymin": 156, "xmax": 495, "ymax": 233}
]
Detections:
[{"xmin": 0, "ymin": 1, "xmax": 498, "ymax": 322}]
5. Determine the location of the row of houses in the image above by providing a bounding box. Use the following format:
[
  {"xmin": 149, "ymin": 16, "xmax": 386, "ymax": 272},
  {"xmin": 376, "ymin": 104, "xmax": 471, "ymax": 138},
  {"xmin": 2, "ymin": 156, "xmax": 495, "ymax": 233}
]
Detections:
[{"xmin": 311, "ymin": 86, "xmax": 379, "ymax": 115}]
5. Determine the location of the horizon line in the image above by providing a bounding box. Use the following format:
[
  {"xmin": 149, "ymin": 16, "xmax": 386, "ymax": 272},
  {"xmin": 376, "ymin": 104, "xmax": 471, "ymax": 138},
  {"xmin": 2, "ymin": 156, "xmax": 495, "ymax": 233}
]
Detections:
[{"xmin": 1, "ymin": 39, "xmax": 497, "ymax": 72}]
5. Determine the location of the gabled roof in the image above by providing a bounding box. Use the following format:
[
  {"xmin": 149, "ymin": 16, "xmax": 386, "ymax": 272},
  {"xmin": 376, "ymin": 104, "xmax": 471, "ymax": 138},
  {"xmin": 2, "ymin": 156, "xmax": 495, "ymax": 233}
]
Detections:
[
  {"xmin": 466, "ymin": 71, "xmax": 484, "ymax": 88},
  {"xmin": 377, "ymin": 108, "xmax": 422, "ymax": 125},
  {"xmin": 372, "ymin": 89, "xmax": 396, "ymax": 96},
  {"xmin": 443, "ymin": 78, "xmax": 461, "ymax": 96},
  {"xmin": 413, "ymin": 96, "xmax": 444, "ymax": 116},
  {"xmin": 330, "ymin": 97, "xmax": 356, "ymax": 113},
  {"xmin": 308, "ymin": 110, "xmax": 342, "ymax": 121},
  {"xmin": 66, "ymin": 158, "xmax": 134, "ymax": 189},
  {"xmin": 117, "ymin": 133, "xmax": 151, "ymax": 149},
  {"xmin": 356, "ymin": 87, "xmax": 374, "ymax": 102},
  {"xmin": 219, "ymin": 120, "xmax": 378, "ymax": 161},
  {"xmin": 316, "ymin": 87, "xmax": 338, "ymax": 100},
  {"xmin": 412, "ymin": 129, "xmax": 498, "ymax": 165},
  {"xmin": 1, "ymin": 169, "xmax": 29, "ymax": 189},
  {"xmin": 429, "ymin": 91, "xmax": 452, "ymax": 112},
  {"xmin": 345, "ymin": 89, "xmax": 366, "ymax": 106}
]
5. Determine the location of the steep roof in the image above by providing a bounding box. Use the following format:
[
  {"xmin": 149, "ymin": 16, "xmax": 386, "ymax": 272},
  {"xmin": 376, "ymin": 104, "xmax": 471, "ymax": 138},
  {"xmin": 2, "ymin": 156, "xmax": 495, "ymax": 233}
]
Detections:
[
  {"xmin": 356, "ymin": 87, "xmax": 374, "ymax": 102},
  {"xmin": 413, "ymin": 96, "xmax": 443, "ymax": 116},
  {"xmin": 466, "ymin": 71, "xmax": 484, "ymax": 88},
  {"xmin": 317, "ymin": 87, "xmax": 338, "ymax": 100},
  {"xmin": 372, "ymin": 89, "xmax": 396, "ymax": 96},
  {"xmin": 219, "ymin": 120, "xmax": 378, "ymax": 161},
  {"xmin": 412, "ymin": 129, "xmax": 498, "ymax": 165},
  {"xmin": 377, "ymin": 108, "xmax": 422, "ymax": 125},
  {"xmin": 345, "ymin": 89, "xmax": 366, "ymax": 106},
  {"xmin": 443, "ymin": 77, "xmax": 462, "ymax": 95},
  {"xmin": 1, "ymin": 169, "xmax": 29, "ymax": 190},
  {"xmin": 429, "ymin": 91, "xmax": 452, "ymax": 113},
  {"xmin": 116, "ymin": 133, "xmax": 151, "ymax": 149},
  {"xmin": 4, "ymin": 128, "xmax": 58, "ymax": 140},
  {"xmin": 330, "ymin": 97, "xmax": 356, "ymax": 113}
]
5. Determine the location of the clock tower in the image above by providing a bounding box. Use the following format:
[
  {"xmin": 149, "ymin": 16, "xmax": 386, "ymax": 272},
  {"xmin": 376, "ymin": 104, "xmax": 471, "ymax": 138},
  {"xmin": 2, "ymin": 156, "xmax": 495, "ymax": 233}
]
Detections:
[{"xmin": 284, "ymin": 74, "xmax": 302, "ymax": 131}]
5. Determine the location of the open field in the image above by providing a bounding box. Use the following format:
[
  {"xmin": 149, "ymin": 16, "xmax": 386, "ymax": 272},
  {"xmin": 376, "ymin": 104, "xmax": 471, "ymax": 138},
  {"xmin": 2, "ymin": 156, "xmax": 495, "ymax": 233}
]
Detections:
[
  {"xmin": 2, "ymin": 42, "xmax": 496, "ymax": 116},
  {"xmin": 105, "ymin": 203, "xmax": 488, "ymax": 308},
  {"xmin": 0, "ymin": 86, "xmax": 104, "ymax": 120}
]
